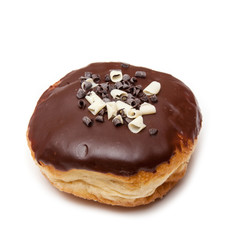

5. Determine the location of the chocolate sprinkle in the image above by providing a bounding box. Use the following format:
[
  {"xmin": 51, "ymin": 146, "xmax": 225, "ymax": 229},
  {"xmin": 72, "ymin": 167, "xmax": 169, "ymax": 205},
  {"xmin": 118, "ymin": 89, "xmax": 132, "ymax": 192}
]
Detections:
[
  {"xmin": 135, "ymin": 88, "xmax": 141, "ymax": 96},
  {"xmin": 126, "ymin": 98, "xmax": 135, "ymax": 106},
  {"xmin": 137, "ymin": 91, "xmax": 144, "ymax": 98},
  {"xmin": 140, "ymin": 94, "xmax": 149, "ymax": 103},
  {"xmin": 82, "ymin": 81, "xmax": 92, "ymax": 91},
  {"xmin": 127, "ymin": 93, "xmax": 134, "ymax": 99},
  {"xmin": 84, "ymin": 72, "xmax": 92, "ymax": 78},
  {"xmin": 125, "ymin": 87, "xmax": 132, "ymax": 93},
  {"xmin": 98, "ymin": 109, "xmax": 106, "ymax": 116},
  {"xmin": 82, "ymin": 116, "xmax": 93, "ymax": 127},
  {"xmin": 134, "ymin": 98, "xmax": 141, "ymax": 108},
  {"xmin": 130, "ymin": 100, "xmax": 138, "ymax": 108},
  {"xmin": 100, "ymin": 82, "xmax": 109, "ymax": 89},
  {"xmin": 149, "ymin": 128, "xmax": 158, "ymax": 135},
  {"xmin": 124, "ymin": 117, "xmax": 132, "ymax": 124},
  {"xmin": 150, "ymin": 94, "xmax": 158, "ymax": 103},
  {"xmin": 77, "ymin": 66, "xmax": 160, "ymax": 133},
  {"xmin": 115, "ymin": 82, "xmax": 122, "ymax": 89},
  {"xmin": 95, "ymin": 115, "xmax": 104, "ymax": 122},
  {"xmin": 78, "ymin": 100, "xmax": 86, "ymax": 109},
  {"xmin": 102, "ymin": 97, "xmax": 111, "ymax": 103},
  {"xmin": 130, "ymin": 77, "xmax": 137, "ymax": 83},
  {"xmin": 122, "ymin": 74, "xmax": 131, "ymax": 81},
  {"xmin": 108, "ymin": 84, "xmax": 116, "ymax": 91},
  {"xmin": 105, "ymin": 74, "xmax": 111, "ymax": 82},
  {"xmin": 76, "ymin": 88, "xmax": 86, "ymax": 99},
  {"xmin": 131, "ymin": 87, "xmax": 137, "ymax": 96},
  {"xmin": 79, "ymin": 76, "xmax": 87, "ymax": 83},
  {"xmin": 112, "ymin": 118, "xmax": 122, "ymax": 127},
  {"xmin": 122, "ymin": 83, "xmax": 129, "ymax": 89},
  {"xmin": 135, "ymin": 71, "xmax": 146, "ymax": 78},
  {"xmin": 121, "ymin": 63, "xmax": 130, "ymax": 68},
  {"xmin": 92, "ymin": 74, "xmax": 101, "ymax": 82},
  {"xmin": 101, "ymin": 93, "xmax": 109, "ymax": 99}
]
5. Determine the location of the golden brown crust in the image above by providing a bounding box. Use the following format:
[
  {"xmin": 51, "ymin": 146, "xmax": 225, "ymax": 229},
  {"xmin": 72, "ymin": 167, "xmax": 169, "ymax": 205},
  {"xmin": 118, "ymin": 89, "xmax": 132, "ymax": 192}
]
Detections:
[{"xmin": 27, "ymin": 130, "xmax": 196, "ymax": 207}]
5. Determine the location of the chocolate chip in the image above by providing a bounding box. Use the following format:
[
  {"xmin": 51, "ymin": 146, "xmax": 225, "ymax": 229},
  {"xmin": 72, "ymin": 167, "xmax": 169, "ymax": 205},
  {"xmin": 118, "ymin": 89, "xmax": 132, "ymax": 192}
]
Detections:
[
  {"xmin": 108, "ymin": 84, "xmax": 116, "ymax": 91},
  {"xmin": 105, "ymin": 74, "xmax": 111, "ymax": 82},
  {"xmin": 101, "ymin": 93, "xmax": 109, "ymax": 99},
  {"xmin": 92, "ymin": 87, "xmax": 98, "ymax": 93},
  {"xmin": 135, "ymin": 71, "xmax": 146, "ymax": 78},
  {"xmin": 95, "ymin": 115, "xmax": 104, "ymax": 122},
  {"xmin": 150, "ymin": 94, "xmax": 158, "ymax": 103},
  {"xmin": 125, "ymin": 87, "xmax": 132, "ymax": 93},
  {"xmin": 98, "ymin": 108, "xmax": 106, "ymax": 116},
  {"xmin": 122, "ymin": 74, "xmax": 131, "ymax": 81},
  {"xmin": 82, "ymin": 116, "xmax": 93, "ymax": 127},
  {"xmin": 100, "ymin": 82, "xmax": 108, "ymax": 88},
  {"xmin": 92, "ymin": 74, "xmax": 101, "ymax": 82},
  {"xmin": 96, "ymin": 85, "xmax": 107, "ymax": 94},
  {"xmin": 135, "ymin": 88, "xmax": 141, "ymax": 96},
  {"xmin": 84, "ymin": 72, "xmax": 92, "ymax": 78},
  {"xmin": 131, "ymin": 87, "xmax": 137, "ymax": 96},
  {"xmin": 82, "ymin": 81, "xmax": 92, "ymax": 91},
  {"xmin": 100, "ymin": 83, "xmax": 109, "ymax": 91},
  {"xmin": 103, "ymin": 97, "xmax": 111, "ymax": 103},
  {"xmin": 130, "ymin": 77, "xmax": 137, "ymax": 83},
  {"xmin": 126, "ymin": 98, "xmax": 137, "ymax": 107},
  {"xmin": 134, "ymin": 98, "xmax": 141, "ymax": 108},
  {"xmin": 149, "ymin": 128, "xmax": 158, "ymax": 135},
  {"xmin": 78, "ymin": 100, "xmax": 86, "ymax": 109},
  {"xmin": 131, "ymin": 100, "xmax": 138, "ymax": 108},
  {"xmin": 121, "ymin": 63, "xmax": 130, "ymax": 68},
  {"xmin": 127, "ymin": 93, "xmax": 134, "ymax": 99},
  {"xmin": 135, "ymin": 84, "xmax": 142, "ymax": 90},
  {"xmin": 115, "ymin": 82, "xmax": 123, "ymax": 89},
  {"xmin": 124, "ymin": 117, "xmax": 132, "ymax": 124},
  {"xmin": 112, "ymin": 118, "xmax": 122, "ymax": 127},
  {"xmin": 137, "ymin": 91, "xmax": 144, "ymax": 98},
  {"xmin": 95, "ymin": 85, "xmax": 101, "ymax": 93},
  {"xmin": 76, "ymin": 88, "xmax": 86, "ymax": 99},
  {"xmin": 79, "ymin": 76, "xmax": 87, "ymax": 83},
  {"xmin": 122, "ymin": 83, "xmax": 129, "ymax": 89},
  {"xmin": 140, "ymin": 94, "xmax": 149, "ymax": 102}
]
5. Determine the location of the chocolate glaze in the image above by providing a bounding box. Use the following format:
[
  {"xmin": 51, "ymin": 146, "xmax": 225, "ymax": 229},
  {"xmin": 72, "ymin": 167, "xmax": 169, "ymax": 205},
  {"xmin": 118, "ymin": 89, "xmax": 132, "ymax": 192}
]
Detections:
[{"xmin": 28, "ymin": 62, "xmax": 202, "ymax": 176}]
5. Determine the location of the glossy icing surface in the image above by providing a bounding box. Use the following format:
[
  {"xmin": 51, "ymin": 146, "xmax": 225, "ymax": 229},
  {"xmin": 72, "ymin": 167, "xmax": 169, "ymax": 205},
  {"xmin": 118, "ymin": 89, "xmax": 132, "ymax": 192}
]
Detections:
[{"xmin": 28, "ymin": 62, "xmax": 202, "ymax": 176}]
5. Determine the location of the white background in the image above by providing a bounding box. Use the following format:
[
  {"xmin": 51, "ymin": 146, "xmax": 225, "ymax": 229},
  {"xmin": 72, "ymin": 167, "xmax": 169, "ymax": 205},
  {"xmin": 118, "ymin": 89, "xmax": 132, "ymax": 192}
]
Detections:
[{"xmin": 1, "ymin": 0, "xmax": 239, "ymax": 239}]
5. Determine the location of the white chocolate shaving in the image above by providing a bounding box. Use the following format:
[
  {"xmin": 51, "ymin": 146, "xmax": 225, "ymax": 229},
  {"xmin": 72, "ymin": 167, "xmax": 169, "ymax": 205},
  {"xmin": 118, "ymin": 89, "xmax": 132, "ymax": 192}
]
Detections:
[
  {"xmin": 128, "ymin": 116, "xmax": 146, "ymax": 134},
  {"xmin": 116, "ymin": 100, "xmax": 132, "ymax": 114},
  {"xmin": 126, "ymin": 108, "xmax": 142, "ymax": 119},
  {"xmin": 143, "ymin": 81, "xmax": 161, "ymax": 96},
  {"xmin": 110, "ymin": 89, "xmax": 128, "ymax": 99},
  {"xmin": 110, "ymin": 70, "xmax": 122, "ymax": 82},
  {"xmin": 88, "ymin": 99, "xmax": 106, "ymax": 115},
  {"xmin": 140, "ymin": 102, "xmax": 156, "ymax": 115},
  {"xmin": 85, "ymin": 91, "xmax": 102, "ymax": 104},
  {"xmin": 112, "ymin": 115, "xmax": 123, "ymax": 124},
  {"xmin": 106, "ymin": 101, "xmax": 118, "ymax": 119},
  {"xmin": 81, "ymin": 78, "xmax": 98, "ymax": 90}
]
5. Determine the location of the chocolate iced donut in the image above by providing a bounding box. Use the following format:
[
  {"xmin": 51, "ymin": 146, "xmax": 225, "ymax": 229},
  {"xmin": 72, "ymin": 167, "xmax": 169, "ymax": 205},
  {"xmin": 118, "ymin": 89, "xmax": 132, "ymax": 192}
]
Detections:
[{"xmin": 27, "ymin": 62, "xmax": 202, "ymax": 207}]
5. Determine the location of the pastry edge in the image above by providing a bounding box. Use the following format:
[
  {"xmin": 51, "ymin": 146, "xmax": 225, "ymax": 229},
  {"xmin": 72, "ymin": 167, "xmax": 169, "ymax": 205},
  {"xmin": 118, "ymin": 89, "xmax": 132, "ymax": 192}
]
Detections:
[{"xmin": 27, "ymin": 131, "xmax": 197, "ymax": 207}]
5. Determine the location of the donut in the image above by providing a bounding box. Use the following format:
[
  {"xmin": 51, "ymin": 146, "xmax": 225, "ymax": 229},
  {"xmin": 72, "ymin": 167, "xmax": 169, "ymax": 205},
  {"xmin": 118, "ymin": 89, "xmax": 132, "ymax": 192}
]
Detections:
[{"xmin": 27, "ymin": 62, "xmax": 202, "ymax": 207}]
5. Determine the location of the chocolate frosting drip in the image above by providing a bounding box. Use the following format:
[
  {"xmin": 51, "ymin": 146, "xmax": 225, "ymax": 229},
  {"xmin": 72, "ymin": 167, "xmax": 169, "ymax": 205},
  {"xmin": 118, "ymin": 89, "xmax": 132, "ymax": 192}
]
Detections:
[{"xmin": 28, "ymin": 62, "xmax": 202, "ymax": 176}]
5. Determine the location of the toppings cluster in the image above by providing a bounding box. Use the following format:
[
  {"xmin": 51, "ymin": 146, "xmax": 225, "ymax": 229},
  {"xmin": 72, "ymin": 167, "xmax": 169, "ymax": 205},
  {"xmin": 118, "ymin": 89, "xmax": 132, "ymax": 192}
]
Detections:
[{"xmin": 76, "ymin": 64, "xmax": 160, "ymax": 135}]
